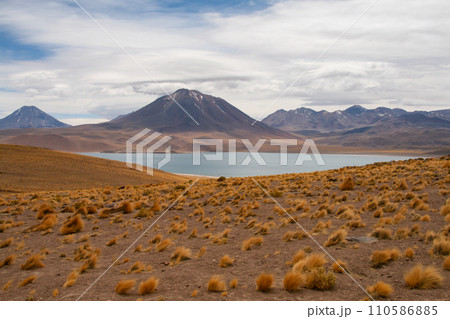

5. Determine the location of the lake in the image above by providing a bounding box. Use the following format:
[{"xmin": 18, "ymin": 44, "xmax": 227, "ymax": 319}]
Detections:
[{"xmin": 78, "ymin": 152, "xmax": 418, "ymax": 177}]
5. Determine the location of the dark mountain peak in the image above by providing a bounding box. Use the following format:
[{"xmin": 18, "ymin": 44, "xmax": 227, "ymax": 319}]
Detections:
[
  {"xmin": 108, "ymin": 89, "xmax": 293, "ymax": 138},
  {"xmin": 344, "ymin": 105, "xmax": 366, "ymax": 115},
  {"xmin": 0, "ymin": 105, "xmax": 70, "ymax": 130}
]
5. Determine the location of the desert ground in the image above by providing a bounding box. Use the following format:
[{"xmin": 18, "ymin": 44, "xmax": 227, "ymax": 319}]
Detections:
[{"xmin": 0, "ymin": 153, "xmax": 449, "ymax": 301}]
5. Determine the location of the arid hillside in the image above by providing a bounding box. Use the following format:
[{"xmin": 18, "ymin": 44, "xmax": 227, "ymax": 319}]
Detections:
[
  {"xmin": 0, "ymin": 144, "xmax": 187, "ymax": 192},
  {"xmin": 0, "ymin": 156, "xmax": 449, "ymax": 301}
]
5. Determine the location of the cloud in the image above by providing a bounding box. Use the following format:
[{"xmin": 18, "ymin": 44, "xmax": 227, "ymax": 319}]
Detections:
[{"xmin": 0, "ymin": 0, "xmax": 449, "ymax": 124}]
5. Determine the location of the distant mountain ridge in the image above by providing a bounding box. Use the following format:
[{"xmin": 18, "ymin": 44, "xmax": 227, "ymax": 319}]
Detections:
[
  {"xmin": 0, "ymin": 106, "xmax": 70, "ymax": 129},
  {"xmin": 262, "ymin": 105, "xmax": 450, "ymax": 134}
]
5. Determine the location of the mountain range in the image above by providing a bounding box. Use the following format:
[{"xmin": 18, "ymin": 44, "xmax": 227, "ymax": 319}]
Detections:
[
  {"xmin": 0, "ymin": 105, "xmax": 70, "ymax": 129},
  {"xmin": 0, "ymin": 90, "xmax": 448, "ymax": 154}
]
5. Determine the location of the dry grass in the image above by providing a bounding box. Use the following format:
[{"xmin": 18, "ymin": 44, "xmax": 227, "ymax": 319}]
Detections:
[
  {"xmin": 241, "ymin": 236, "xmax": 263, "ymax": 251},
  {"xmin": 115, "ymin": 279, "xmax": 136, "ymax": 294},
  {"xmin": 370, "ymin": 228, "xmax": 392, "ymax": 240},
  {"xmin": 19, "ymin": 275, "xmax": 36, "ymax": 287},
  {"xmin": 230, "ymin": 279, "xmax": 238, "ymax": 289},
  {"xmin": 306, "ymin": 268, "xmax": 336, "ymax": 290},
  {"xmin": 256, "ymin": 273, "xmax": 274, "ymax": 292},
  {"xmin": 0, "ymin": 254, "xmax": 16, "ymax": 268},
  {"xmin": 404, "ymin": 248, "xmax": 415, "ymax": 259},
  {"xmin": 443, "ymin": 256, "xmax": 450, "ymax": 271},
  {"xmin": 404, "ymin": 264, "xmax": 443, "ymax": 289},
  {"xmin": 20, "ymin": 254, "xmax": 44, "ymax": 270},
  {"xmin": 52, "ymin": 289, "xmax": 59, "ymax": 297},
  {"xmin": 63, "ymin": 269, "xmax": 79, "ymax": 288},
  {"xmin": 431, "ymin": 237, "xmax": 450, "ymax": 256},
  {"xmin": 283, "ymin": 271, "xmax": 305, "ymax": 292},
  {"xmin": 156, "ymin": 239, "xmax": 172, "ymax": 252},
  {"xmin": 340, "ymin": 176, "xmax": 354, "ymax": 191},
  {"xmin": 2, "ymin": 280, "xmax": 13, "ymax": 291},
  {"xmin": 219, "ymin": 255, "xmax": 234, "ymax": 268},
  {"xmin": 171, "ymin": 246, "xmax": 192, "ymax": 262},
  {"xmin": 60, "ymin": 214, "xmax": 84, "ymax": 235},
  {"xmin": 138, "ymin": 277, "xmax": 159, "ymax": 295},
  {"xmin": 324, "ymin": 229, "xmax": 347, "ymax": 247},
  {"xmin": 0, "ymin": 237, "xmax": 13, "ymax": 248},
  {"xmin": 35, "ymin": 214, "xmax": 58, "ymax": 231},
  {"xmin": 370, "ymin": 249, "xmax": 399, "ymax": 268},
  {"xmin": 332, "ymin": 259, "xmax": 348, "ymax": 273},
  {"xmin": 207, "ymin": 275, "xmax": 226, "ymax": 292},
  {"xmin": 366, "ymin": 281, "xmax": 393, "ymax": 298}
]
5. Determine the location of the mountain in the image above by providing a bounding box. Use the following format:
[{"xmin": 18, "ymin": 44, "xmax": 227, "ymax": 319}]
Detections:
[
  {"xmin": 262, "ymin": 105, "xmax": 450, "ymax": 153},
  {"xmin": 262, "ymin": 105, "xmax": 449, "ymax": 134},
  {"xmin": 0, "ymin": 106, "xmax": 70, "ymax": 129},
  {"xmin": 106, "ymin": 88, "xmax": 290, "ymax": 137},
  {"xmin": 0, "ymin": 89, "xmax": 294, "ymax": 153}
]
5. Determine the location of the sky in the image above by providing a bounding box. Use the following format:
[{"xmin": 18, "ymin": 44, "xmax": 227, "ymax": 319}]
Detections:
[{"xmin": 0, "ymin": 0, "xmax": 449, "ymax": 125}]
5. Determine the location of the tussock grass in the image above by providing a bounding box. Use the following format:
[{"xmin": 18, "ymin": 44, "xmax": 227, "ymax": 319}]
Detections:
[
  {"xmin": 230, "ymin": 279, "xmax": 238, "ymax": 289},
  {"xmin": 150, "ymin": 234, "xmax": 162, "ymax": 244},
  {"xmin": 0, "ymin": 254, "xmax": 16, "ymax": 268},
  {"xmin": 171, "ymin": 246, "xmax": 192, "ymax": 262},
  {"xmin": 370, "ymin": 249, "xmax": 399, "ymax": 268},
  {"xmin": 60, "ymin": 215, "xmax": 84, "ymax": 235},
  {"xmin": 324, "ymin": 229, "xmax": 347, "ymax": 247},
  {"xmin": 241, "ymin": 236, "xmax": 263, "ymax": 250},
  {"xmin": 115, "ymin": 279, "xmax": 136, "ymax": 294},
  {"xmin": 256, "ymin": 273, "xmax": 274, "ymax": 292},
  {"xmin": 283, "ymin": 271, "xmax": 305, "ymax": 292},
  {"xmin": 404, "ymin": 248, "xmax": 415, "ymax": 259},
  {"xmin": 19, "ymin": 275, "xmax": 36, "ymax": 287},
  {"xmin": 0, "ymin": 237, "xmax": 13, "ymax": 248},
  {"xmin": 332, "ymin": 259, "xmax": 348, "ymax": 273},
  {"xmin": 63, "ymin": 269, "xmax": 79, "ymax": 287},
  {"xmin": 366, "ymin": 281, "xmax": 393, "ymax": 298},
  {"xmin": 21, "ymin": 254, "xmax": 44, "ymax": 270},
  {"xmin": 443, "ymin": 256, "xmax": 450, "ymax": 270},
  {"xmin": 339, "ymin": 177, "xmax": 354, "ymax": 191},
  {"xmin": 2, "ymin": 280, "xmax": 13, "ymax": 291},
  {"xmin": 138, "ymin": 277, "xmax": 159, "ymax": 295},
  {"xmin": 432, "ymin": 237, "xmax": 450, "ymax": 256},
  {"xmin": 207, "ymin": 275, "xmax": 226, "ymax": 292},
  {"xmin": 370, "ymin": 228, "xmax": 392, "ymax": 240},
  {"xmin": 306, "ymin": 268, "xmax": 336, "ymax": 290},
  {"xmin": 156, "ymin": 239, "xmax": 172, "ymax": 252},
  {"xmin": 404, "ymin": 264, "xmax": 443, "ymax": 289},
  {"xmin": 219, "ymin": 255, "xmax": 234, "ymax": 268}
]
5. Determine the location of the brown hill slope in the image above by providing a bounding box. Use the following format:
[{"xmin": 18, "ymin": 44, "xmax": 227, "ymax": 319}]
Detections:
[{"xmin": 0, "ymin": 144, "xmax": 187, "ymax": 192}]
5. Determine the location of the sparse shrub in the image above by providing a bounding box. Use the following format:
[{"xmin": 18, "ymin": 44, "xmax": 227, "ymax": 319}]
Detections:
[
  {"xmin": 370, "ymin": 249, "xmax": 398, "ymax": 268},
  {"xmin": 306, "ymin": 268, "xmax": 335, "ymax": 290},
  {"xmin": 340, "ymin": 177, "xmax": 354, "ymax": 191},
  {"xmin": 128, "ymin": 262, "xmax": 146, "ymax": 273},
  {"xmin": 256, "ymin": 273, "xmax": 274, "ymax": 292},
  {"xmin": 332, "ymin": 259, "xmax": 348, "ymax": 273},
  {"xmin": 288, "ymin": 250, "xmax": 305, "ymax": 265},
  {"xmin": 219, "ymin": 255, "xmax": 234, "ymax": 268},
  {"xmin": 63, "ymin": 269, "xmax": 79, "ymax": 287},
  {"xmin": 241, "ymin": 236, "xmax": 263, "ymax": 250},
  {"xmin": 283, "ymin": 271, "xmax": 305, "ymax": 292},
  {"xmin": 196, "ymin": 246, "xmax": 206, "ymax": 257},
  {"xmin": 19, "ymin": 275, "xmax": 36, "ymax": 287},
  {"xmin": 21, "ymin": 254, "xmax": 44, "ymax": 270},
  {"xmin": 404, "ymin": 264, "xmax": 443, "ymax": 289},
  {"xmin": 138, "ymin": 277, "xmax": 159, "ymax": 295},
  {"xmin": 324, "ymin": 229, "xmax": 347, "ymax": 247},
  {"xmin": 0, "ymin": 254, "xmax": 16, "ymax": 268},
  {"xmin": 106, "ymin": 236, "xmax": 118, "ymax": 247},
  {"xmin": 366, "ymin": 281, "xmax": 393, "ymax": 298},
  {"xmin": 0, "ymin": 237, "xmax": 13, "ymax": 248},
  {"xmin": 404, "ymin": 248, "xmax": 415, "ymax": 259},
  {"xmin": 36, "ymin": 203, "xmax": 54, "ymax": 219},
  {"xmin": 207, "ymin": 275, "xmax": 226, "ymax": 292},
  {"xmin": 115, "ymin": 279, "xmax": 136, "ymax": 294},
  {"xmin": 151, "ymin": 234, "xmax": 162, "ymax": 244},
  {"xmin": 60, "ymin": 215, "xmax": 84, "ymax": 235}
]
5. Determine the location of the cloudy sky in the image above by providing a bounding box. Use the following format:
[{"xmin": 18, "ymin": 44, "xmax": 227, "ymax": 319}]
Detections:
[{"xmin": 0, "ymin": 0, "xmax": 449, "ymax": 125}]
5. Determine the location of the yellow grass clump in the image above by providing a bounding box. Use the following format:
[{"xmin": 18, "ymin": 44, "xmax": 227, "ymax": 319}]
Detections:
[
  {"xmin": 241, "ymin": 236, "xmax": 263, "ymax": 250},
  {"xmin": 404, "ymin": 248, "xmax": 415, "ymax": 259},
  {"xmin": 115, "ymin": 279, "xmax": 136, "ymax": 294},
  {"xmin": 156, "ymin": 239, "xmax": 172, "ymax": 252},
  {"xmin": 324, "ymin": 229, "xmax": 347, "ymax": 247},
  {"xmin": 256, "ymin": 273, "xmax": 274, "ymax": 292},
  {"xmin": 219, "ymin": 255, "xmax": 234, "ymax": 268},
  {"xmin": 370, "ymin": 228, "xmax": 392, "ymax": 240},
  {"xmin": 63, "ymin": 269, "xmax": 79, "ymax": 288},
  {"xmin": 207, "ymin": 275, "xmax": 226, "ymax": 292},
  {"xmin": 431, "ymin": 237, "xmax": 450, "ymax": 256},
  {"xmin": 306, "ymin": 268, "xmax": 336, "ymax": 290},
  {"xmin": 332, "ymin": 259, "xmax": 348, "ymax": 273},
  {"xmin": 171, "ymin": 246, "xmax": 192, "ymax": 261},
  {"xmin": 60, "ymin": 215, "xmax": 84, "ymax": 235},
  {"xmin": 404, "ymin": 264, "xmax": 443, "ymax": 289},
  {"xmin": 370, "ymin": 249, "xmax": 399, "ymax": 268},
  {"xmin": 230, "ymin": 278, "xmax": 238, "ymax": 289},
  {"xmin": 283, "ymin": 271, "xmax": 305, "ymax": 292},
  {"xmin": 21, "ymin": 254, "xmax": 44, "ymax": 270},
  {"xmin": 19, "ymin": 275, "xmax": 37, "ymax": 287},
  {"xmin": 0, "ymin": 237, "xmax": 13, "ymax": 248},
  {"xmin": 0, "ymin": 254, "xmax": 16, "ymax": 268},
  {"xmin": 443, "ymin": 256, "xmax": 450, "ymax": 270},
  {"xmin": 138, "ymin": 277, "xmax": 159, "ymax": 295},
  {"xmin": 367, "ymin": 281, "xmax": 393, "ymax": 298},
  {"xmin": 339, "ymin": 176, "xmax": 354, "ymax": 191}
]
